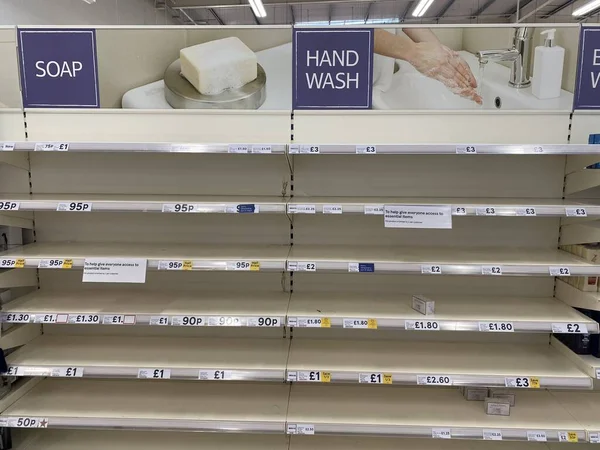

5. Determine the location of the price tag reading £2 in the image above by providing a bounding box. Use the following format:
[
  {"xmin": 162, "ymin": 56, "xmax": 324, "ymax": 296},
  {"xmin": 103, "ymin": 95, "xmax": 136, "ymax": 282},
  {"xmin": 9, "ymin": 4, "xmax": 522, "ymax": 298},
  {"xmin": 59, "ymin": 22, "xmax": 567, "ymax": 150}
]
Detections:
[{"xmin": 287, "ymin": 261, "xmax": 316, "ymax": 272}]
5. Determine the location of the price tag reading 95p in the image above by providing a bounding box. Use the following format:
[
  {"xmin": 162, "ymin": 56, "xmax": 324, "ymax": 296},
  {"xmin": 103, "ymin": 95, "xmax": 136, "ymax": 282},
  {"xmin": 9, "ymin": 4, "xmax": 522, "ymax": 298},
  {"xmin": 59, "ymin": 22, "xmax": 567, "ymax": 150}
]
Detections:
[
  {"xmin": 158, "ymin": 260, "xmax": 193, "ymax": 271},
  {"xmin": 38, "ymin": 259, "xmax": 73, "ymax": 269},
  {"xmin": 227, "ymin": 261, "xmax": 260, "ymax": 271}
]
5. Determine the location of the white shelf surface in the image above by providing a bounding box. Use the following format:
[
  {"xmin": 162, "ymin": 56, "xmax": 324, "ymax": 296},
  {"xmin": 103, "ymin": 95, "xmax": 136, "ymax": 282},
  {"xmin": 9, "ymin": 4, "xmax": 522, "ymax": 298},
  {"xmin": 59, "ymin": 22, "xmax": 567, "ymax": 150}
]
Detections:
[
  {"xmin": 286, "ymin": 339, "xmax": 591, "ymax": 389},
  {"xmin": 287, "ymin": 197, "xmax": 595, "ymax": 217},
  {"xmin": 287, "ymin": 246, "xmax": 600, "ymax": 276},
  {"xmin": 289, "ymin": 143, "xmax": 600, "ymax": 155},
  {"xmin": 5, "ymin": 335, "xmax": 289, "ymax": 382},
  {"xmin": 555, "ymin": 279, "xmax": 600, "ymax": 311},
  {"xmin": 0, "ymin": 195, "xmax": 287, "ymax": 213},
  {"xmin": 3, "ymin": 142, "xmax": 287, "ymax": 154},
  {"xmin": 0, "ymin": 378, "xmax": 289, "ymax": 432},
  {"xmin": 287, "ymin": 292, "xmax": 598, "ymax": 333},
  {"xmin": 0, "ymin": 243, "xmax": 290, "ymax": 271},
  {"xmin": 552, "ymin": 390, "xmax": 600, "ymax": 439},
  {"xmin": 286, "ymin": 385, "xmax": 585, "ymax": 441},
  {"xmin": 1, "ymin": 290, "xmax": 289, "ymax": 327}
]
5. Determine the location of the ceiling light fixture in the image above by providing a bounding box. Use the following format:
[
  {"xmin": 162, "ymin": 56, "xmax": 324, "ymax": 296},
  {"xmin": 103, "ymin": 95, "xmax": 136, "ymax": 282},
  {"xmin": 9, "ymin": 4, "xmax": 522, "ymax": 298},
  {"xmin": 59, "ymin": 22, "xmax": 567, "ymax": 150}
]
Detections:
[
  {"xmin": 411, "ymin": 0, "xmax": 435, "ymax": 17},
  {"xmin": 572, "ymin": 0, "xmax": 600, "ymax": 15},
  {"xmin": 249, "ymin": 0, "xmax": 267, "ymax": 18}
]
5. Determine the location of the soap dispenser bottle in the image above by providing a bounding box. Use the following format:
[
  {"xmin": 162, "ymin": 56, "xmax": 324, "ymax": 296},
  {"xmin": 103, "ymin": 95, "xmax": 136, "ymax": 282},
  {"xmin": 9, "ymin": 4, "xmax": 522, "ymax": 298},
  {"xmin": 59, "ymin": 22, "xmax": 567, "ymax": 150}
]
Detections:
[{"xmin": 532, "ymin": 29, "xmax": 565, "ymax": 99}]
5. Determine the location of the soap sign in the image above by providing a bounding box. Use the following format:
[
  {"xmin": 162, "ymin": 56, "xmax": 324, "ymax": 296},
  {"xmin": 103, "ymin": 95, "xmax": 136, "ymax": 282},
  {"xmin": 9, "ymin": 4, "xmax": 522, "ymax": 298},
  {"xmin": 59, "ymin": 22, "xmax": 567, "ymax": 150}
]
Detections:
[
  {"xmin": 575, "ymin": 26, "xmax": 600, "ymax": 109},
  {"xmin": 293, "ymin": 28, "xmax": 373, "ymax": 109},
  {"xmin": 17, "ymin": 28, "xmax": 99, "ymax": 108}
]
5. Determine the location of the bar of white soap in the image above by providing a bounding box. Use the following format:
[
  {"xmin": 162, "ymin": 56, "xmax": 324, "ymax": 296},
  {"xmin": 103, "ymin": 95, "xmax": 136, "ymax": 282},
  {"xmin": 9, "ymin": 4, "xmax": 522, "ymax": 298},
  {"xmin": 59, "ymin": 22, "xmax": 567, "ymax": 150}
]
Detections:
[{"xmin": 180, "ymin": 37, "xmax": 257, "ymax": 95}]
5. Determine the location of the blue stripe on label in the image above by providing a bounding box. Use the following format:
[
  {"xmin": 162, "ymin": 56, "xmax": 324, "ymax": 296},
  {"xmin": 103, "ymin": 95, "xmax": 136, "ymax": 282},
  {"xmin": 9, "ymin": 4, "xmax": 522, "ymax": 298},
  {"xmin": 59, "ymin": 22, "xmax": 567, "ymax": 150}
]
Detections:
[
  {"xmin": 237, "ymin": 204, "xmax": 256, "ymax": 213},
  {"xmin": 358, "ymin": 263, "xmax": 375, "ymax": 273}
]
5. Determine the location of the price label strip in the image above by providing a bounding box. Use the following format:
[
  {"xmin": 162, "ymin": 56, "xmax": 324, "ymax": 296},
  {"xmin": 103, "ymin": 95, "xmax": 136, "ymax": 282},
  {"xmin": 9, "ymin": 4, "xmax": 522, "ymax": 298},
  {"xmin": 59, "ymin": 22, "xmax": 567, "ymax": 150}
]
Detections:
[
  {"xmin": 226, "ymin": 261, "xmax": 260, "ymax": 271},
  {"xmin": 287, "ymin": 424, "xmax": 315, "ymax": 435},
  {"xmin": 356, "ymin": 145, "xmax": 376, "ymax": 154},
  {"xmin": 483, "ymin": 430, "xmax": 503, "ymax": 441},
  {"xmin": 421, "ymin": 265, "xmax": 442, "ymax": 274},
  {"xmin": 34, "ymin": 314, "xmax": 62, "ymax": 324},
  {"xmin": 137, "ymin": 368, "xmax": 171, "ymax": 379},
  {"xmin": 476, "ymin": 207, "xmax": 496, "ymax": 216},
  {"xmin": 359, "ymin": 373, "xmax": 392, "ymax": 384},
  {"xmin": 290, "ymin": 145, "xmax": 320, "ymax": 154},
  {"xmin": 516, "ymin": 207, "xmax": 537, "ymax": 216},
  {"xmin": 505, "ymin": 377, "xmax": 540, "ymax": 388},
  {"xmin": 289, "ymin": 317, "xmax": 331, "ymax": 328},
  {"xmin": 550, "ymin": 266, "xmax": 571, "ymax": 276},
  {"xmin": 102, "ymin": 314, "xmax": 136, "ymax": 325},
  {"xmin": 3, "ymin": 313, "xmax": 32, "ymax": 323},
  {"xmin": 418, "ymin": 375, "xmax": 452, "ymax": 386},
  {"xmin": 208, "ymin": 316, "xmax": 242, "ymax": 327},
  {"xmin": 287, "ymin": 262, "xmax": 317, "ymax": 272},
  {"xmin": 527, "ymin": 431, "xmax": 547, "ymax": 442},
  {"xmin": 432, "ymin": 428, "xmax": 452, "ymax": 439},
  {"xmin": 1, "ymin": 417, "xmax": 49, "ymax": 428},
  {"xmin": 343, "ymin": 318, "xmax": 377, "ymax": 329},
  {"xmin": 171, "ymin": 316, "xmax": 204, "ymax": 327},
  {"xmin": 51, "ymin": 367, "xmax": 83, "ymax": 377},
  {"xmin": 56, "ymin": 202, "xmax": 92, "ymax": 212},
  {"xmin": 150, "ymin": 316, "xmax": 169, "ymax": 326},
  {"xmin": 68, "ymin": 314, "xmax": 100, "ymax": 324},
  {"xmin": 0, "ymin": 201, "xmax": 19, "ymax": 211},
  {"xmin": 589, "ymin": 432, "xmax": 600, "ymax": 443},
  {"xmin": 287, "ymin": 371, "xmax": 331, "ymax": 383},
  {"xmin": 0, "ymin": 143, "xmax": 15, "ymax": 151},
  {"xmin": 158, "ymin": 260, "xmax": 193, "ymax": 271},
  {"xmin": 558, "ymin": 431, "xmax": 579, "ymax": 443},
  {"xmin": 38, "ymin": 259, "xmax": 73, "ymax": 269},
  {"xmin": 479, "ymin": 322, "xmax": 514, "ymax": 332},
  {"xmin": 565, "ymin": 208, "xmax": 587, "ymax": 217},
  {"xmin": 456, "ymin": 145, "xmax": 477, "ymax": 154},
  {"xmin": 405, "ymin": 320, "xmax": 439, "ymax": 331},
  {"xmin": 552, "ymin": 323, "xmax": 588, "ymax": 333},
  {"xmin": 34, "ymin": 142, "xmax": 69, "ymax": 152},
  {"xmin": 481, "ymin": 265, "xmax": 502, "ymax": 275},
  {"xmin": 0, "ymin": 259, "xmax": 25, "ymax": 269},
  {"xmin": 199, "ymin": 369, "xmax": 232, "ymax": 381}
]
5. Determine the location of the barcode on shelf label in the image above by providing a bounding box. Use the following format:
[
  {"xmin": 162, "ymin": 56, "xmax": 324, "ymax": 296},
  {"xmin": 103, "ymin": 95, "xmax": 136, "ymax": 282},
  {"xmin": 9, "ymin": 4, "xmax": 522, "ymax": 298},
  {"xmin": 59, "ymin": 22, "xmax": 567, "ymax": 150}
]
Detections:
[
  {"xmin": 517, "ymin": 207, "xmax": 537, "ymax": 216},
  {"xmin": 3, "ymin": 313, "xmax": 32, "ymax": 323},
  {"xmin": 356, "ymin": 145, "xmax": 376, "ymax": 154},
  {"xmin": 1, "ymin": 143, "xmax": 15, "ymax": 151},
  {"xmin": 35, "ymin": 142, "xmax": 69, "ymax": 152},
  {"xmin": 38, "ymin": 259, "xmax": 73, "ymax": 269},
  {"xmin": 158, "ymin": 260, "xmax": 193, "ymax": 271},
  {"xmin": 551, "ymin": 323, "xmax": 588, "ymax": 333},
  {"xmin": 171, "ymin": 316, "xmax": 204, "ymax": 327},
  {"xmin": 199, "ymin": 370, "xmax": 231, "ymax": 380},
  {"xmin": 287, "ymin": 204, "xmax": 316, "ymax": 214},
  {"xmin": 505, "ymin": 377, "xmax": 540, "ymax": 388},
  {"xmin": 0, "ymin": 259, "xmax": 25, "ymax": 269},
  {"xmin": 343, "ymin": 318, "xmax": 377, "ymax": 329},
  {"xmin": 482, "ymin": 265, "xmax": 502, "ymax": 275},
  {"xmin": 558, "ymin": 432, "xmax": 579, "ymax": 443},
  {"xmin": 228, "ymin": 144, "xmax": 249, "ymax": 154},
  {"xmin": 247, "ymin": 317, "xmax": 280, "ymax": 327},
  {"xmin": 161, "ymin": 203, "xmax": 198, "ymax": 213},
  {"xmin": 479, "ymin": 322, "xmax": 513, "ymax": 332},
  {"xmin": 359, "ymin": 373, "xmax": 392, "ymax": 384},
  {"xmin": 566, "ymin": 208, "xmax": 587, "ymax": 217},
  {"xmin": 589, "ymin": 432, "xmax": 600, "ymax": 443},
  {"xmin": 323, "ymin": 204, "xmax": 343, "ymax": 214},
  {"xmin": 51, "ymin": 367, "xmax": 83, "ymax": 377},
  {"xmin": 348, "ymin": 262, "xmax": 375, "ymax": 273},
  {"xmin": 56, "ymin": 202, "xmax": 92, "ymax": 212},
  {"xmin": 0, "ymin": 201, "xmax": 19, "ymax": 211},
  {"xmin": 137, "ymin": 368, "xmax": 171, "ymax": 379},
  {"xmin": 418, "ymin": 375, "xmax": 452, "ymax": 386},
  {"xmin": 364, "ymin": 205, "xmax": 384, "ymax": 215},
  {"xmin": 432, "ymin": 428, "xmax": 452, "ymax": 439},
  {"xmin": 208, "ymin": 316, "xmax": 242, "ymax": 327},
  {"xmin": 291, "ymin": 145, "xmax": 320, "ymax": 154},
  {"xmin": 476, "ymin": 207, "xmax": 496, "ymax": 216},
  {"xmin": 456, "ymin": 145, "xmax": 476, "ymax": 154},
  {"xmin": 150, "ymin": 316, "xmax": 169, "ymax": 326},
  {"xmin": 287, "ymin": 424, "xmax": 315, "ymax": 435},
  {"xmin": 68, "ymin": 314, "xmax": 100, "ymax": 324},
  {"xmin": 34, "ymin": 314, "xmax": 61, "ymax": 324},
  {"xmin": 527, "ymin": 431, "xmax": 547, "ymax": 442},
  {"xmin": 295, "ymin": 371, "xmax": 331, "ymax": 382},
  {"xmin": 421, "ymin": 265, "xmax": 442, "ymax": 274},
  {"xmin": 102, "ymin": 314, "xmax": 135, "ymax": 325},
  {"xmin": 483, "ymin": 430, "xmax": 503, "ymax": 441},
  {"xmin": 294, "ymin": 317, "xmax": 331, "ymax": 328},
  {"xmin": 550, "ymin": 267, "xmax": 571, "ymax": 276},
  {"xmin": 405, "ymin": 320, "xmax": 439, "ymax": 331},
  {"xmin": 287, "ymin": 261, "xmax": 317, "ymax": 272},
  {"xmin": 226, "ymin": 261, "xmax": 260, "ymax": 271},
  {"xmin": 251, "ymin": 144, "xmax": 272, "ymax": 154},
  {"xmin": 4, "ymin": 417, "xmax": 49, "ymax": 428}
]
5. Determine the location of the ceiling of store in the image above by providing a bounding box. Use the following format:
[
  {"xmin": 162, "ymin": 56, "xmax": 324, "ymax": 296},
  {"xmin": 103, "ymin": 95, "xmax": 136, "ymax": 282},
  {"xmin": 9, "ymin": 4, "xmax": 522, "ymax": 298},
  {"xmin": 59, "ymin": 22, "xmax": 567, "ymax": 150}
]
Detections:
[{"xmin": 158, "ymin": 0, "xmax": 600, "ymax": 26}]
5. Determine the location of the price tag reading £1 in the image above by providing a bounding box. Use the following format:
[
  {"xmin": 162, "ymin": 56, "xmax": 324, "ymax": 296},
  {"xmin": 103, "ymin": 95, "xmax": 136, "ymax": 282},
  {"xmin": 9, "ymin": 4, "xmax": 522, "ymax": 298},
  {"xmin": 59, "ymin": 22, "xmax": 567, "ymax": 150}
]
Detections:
[{"xmin": 35, "ymin": 142, "xmax": 69, "ymax": 152}]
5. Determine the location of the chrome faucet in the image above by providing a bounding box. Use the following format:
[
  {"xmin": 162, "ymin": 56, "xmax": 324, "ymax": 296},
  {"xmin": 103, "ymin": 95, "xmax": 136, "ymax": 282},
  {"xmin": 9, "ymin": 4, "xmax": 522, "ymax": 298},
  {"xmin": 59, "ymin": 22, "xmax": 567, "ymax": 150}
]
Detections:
[{"xmin": 477, "ymin": 27, "xmax": 532, "ymax": 89}]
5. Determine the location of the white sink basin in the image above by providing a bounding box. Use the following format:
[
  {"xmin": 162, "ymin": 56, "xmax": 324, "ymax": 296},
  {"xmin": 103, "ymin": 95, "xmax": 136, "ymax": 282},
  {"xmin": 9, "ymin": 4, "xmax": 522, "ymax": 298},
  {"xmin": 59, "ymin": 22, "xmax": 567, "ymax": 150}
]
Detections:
[{"xmin": 373, "ymin": 51, "xmax": 574, "ymax": 111}]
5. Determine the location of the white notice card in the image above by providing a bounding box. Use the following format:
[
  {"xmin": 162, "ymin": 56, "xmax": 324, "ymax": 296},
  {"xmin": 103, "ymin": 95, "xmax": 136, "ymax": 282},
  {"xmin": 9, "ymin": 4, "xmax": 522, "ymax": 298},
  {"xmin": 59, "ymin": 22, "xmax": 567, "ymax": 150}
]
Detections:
[
  {"xmin": 384, "ymin": 205, "xmax": 452, "ymax": 229},
  {"xmin": 82, "ymin": 258, "xmax": 147, "ymax": 283}
]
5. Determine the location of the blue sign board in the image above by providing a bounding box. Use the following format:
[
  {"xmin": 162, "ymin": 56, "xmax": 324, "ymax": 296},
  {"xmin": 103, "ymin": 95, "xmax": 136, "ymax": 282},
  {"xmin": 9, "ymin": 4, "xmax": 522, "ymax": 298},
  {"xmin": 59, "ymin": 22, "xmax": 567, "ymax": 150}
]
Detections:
[
  {"xmin": 575, "ymin": 26, "xmax": 600, "ymax": 109},
  {"xmin": 17, "ymin": 28, "xmax": 100, "ymax": 108},
  {"xmin": 293, "ymin": 28, "xmax": 373, "ymax": 110}
]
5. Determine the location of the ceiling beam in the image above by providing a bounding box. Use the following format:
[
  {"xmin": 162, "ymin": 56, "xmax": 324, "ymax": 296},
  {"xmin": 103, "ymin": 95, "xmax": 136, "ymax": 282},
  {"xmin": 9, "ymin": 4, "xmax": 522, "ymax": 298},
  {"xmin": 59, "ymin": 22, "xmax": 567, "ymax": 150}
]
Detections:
[
  {"xmin": 469, "ymin": 0, "xmax": 497, "ymax": 18},
  {"xmin": 329, "ymin": 3, "xmax": 332, "ymax": 23},
  {"xmin": 179, "ymin": 7, "xmax": 198, "ymax": 24},
  {"xmin": 505, "ymin": 0, "xmax": 534, "ymax": 17},
  {"xmin": 515, "ymin": 0, "xmax": 554, "ymax": 22},
  {"xmin": 399, "ymin": 0, "xmax": 414, "ymax": 21},
  {"xmin": 364, "ymin": 1, "xmax": 373, "ymax": 22},
  {"xmin": 249, "ymin": 7, "xmax": 261, "ymax": 24},
  {"xmin": 437, "ymin": 0, "xmax": 457, "ymax": 18},
  {"xmin": 540, "ymin": 0, "xmax": 577, "ymax": 18},
  {"xmin": 289, "ymin": 4, "xmax": 295, "ymax": 23},
  {"xmin": 208, "ymin": 7, "xmax": 225, "ymax": 24}
]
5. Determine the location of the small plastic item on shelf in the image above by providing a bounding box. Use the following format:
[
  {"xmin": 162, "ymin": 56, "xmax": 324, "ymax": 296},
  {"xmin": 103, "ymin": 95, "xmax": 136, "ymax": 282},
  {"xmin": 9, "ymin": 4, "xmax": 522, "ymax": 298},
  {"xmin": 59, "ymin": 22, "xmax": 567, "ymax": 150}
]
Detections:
[
  {"xmin": 554, "ymin": 330, "xmax": 592, "ymax": 355},
  {"xmin": 412, "ymin": 295, "xmax": 435, "ymax": 316},
  {"xmin": 485, "ymin": 397, "xmax": 511, "ymax": 416},
  {"xmin": 574, "ymin": 308, "xmax": 600, "ymax": 357},
  {"xmin": 487, "ymin": 389, "xmax": 516, "ymax": 406},
  {"xmin": 461, "ymin": 386, "xmax": 488, "ymax": 401}
]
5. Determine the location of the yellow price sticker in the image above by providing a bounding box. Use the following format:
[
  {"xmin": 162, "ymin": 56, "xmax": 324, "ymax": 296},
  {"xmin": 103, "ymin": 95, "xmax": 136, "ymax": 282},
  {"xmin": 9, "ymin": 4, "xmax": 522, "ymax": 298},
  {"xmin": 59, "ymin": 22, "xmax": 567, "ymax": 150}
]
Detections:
[
  {"xmin": 62, "ymin": 259, "xmax": 73, "ymax": 269},
  {"xmin": 320, "ymin": 317, "xmax": 331, "ymax": 328},
  {"xmin": 321, "ymin": 372, "xmax": 331, "ymax": 383},
  {"xmin": 367, "ymin": 318, "xmax": 378, "ymax": 329},
  {"xmin": 383, "ymin": 374, "xmax": 393, "ymax": 384},
  {"xmin": 567, "ymin": 432, "xmax": 578, "ymax": 443},
  {"xmin": 15, "ymin": 259, "xmax": 25, "ymax": 269},
  {"xmin": 250, "ymin": 261, "xmax": 260, "ymax": 271},
  {"xmin": 530, "ymin": 377, "xmax": 540, "ymax": 389},
  {"xmin": 182, "ymin": 260, "xmax": 193, "ymax": 270}
]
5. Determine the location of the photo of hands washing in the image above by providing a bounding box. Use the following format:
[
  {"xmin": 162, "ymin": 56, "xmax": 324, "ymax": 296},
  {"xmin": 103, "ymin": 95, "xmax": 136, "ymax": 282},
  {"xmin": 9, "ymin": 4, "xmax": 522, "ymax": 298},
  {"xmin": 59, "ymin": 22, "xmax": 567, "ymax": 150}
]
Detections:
[{"xmin": 83, "ymin": 25, "xmax": 579, "ymax": 111}]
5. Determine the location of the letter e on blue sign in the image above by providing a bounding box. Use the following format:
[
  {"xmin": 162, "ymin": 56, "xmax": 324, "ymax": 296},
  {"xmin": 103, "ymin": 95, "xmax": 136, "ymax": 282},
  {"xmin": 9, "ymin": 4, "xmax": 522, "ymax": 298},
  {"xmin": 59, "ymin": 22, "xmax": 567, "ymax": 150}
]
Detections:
[
  {"xmin": 574, "ymin": 26, "xmax": 600, "ymax": 109},
  {"xmin": 17, "ymin": 28, "xmax": 100, "ymax": 108},
  {"xmin": 293, "ymin": 28, "xmax": 373, "ymax": 109}
]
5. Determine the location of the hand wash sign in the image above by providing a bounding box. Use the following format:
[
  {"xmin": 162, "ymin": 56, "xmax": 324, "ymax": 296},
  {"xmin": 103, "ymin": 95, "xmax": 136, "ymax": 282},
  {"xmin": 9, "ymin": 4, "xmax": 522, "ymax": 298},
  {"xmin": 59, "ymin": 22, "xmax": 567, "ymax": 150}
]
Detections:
[
  {"xmin": 575, "ymin": 26, "xmax": 600, "ymax": 109},
  {"xmin": 293, "ymin": 28, "xmax": 374, "ymax": 109}
]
